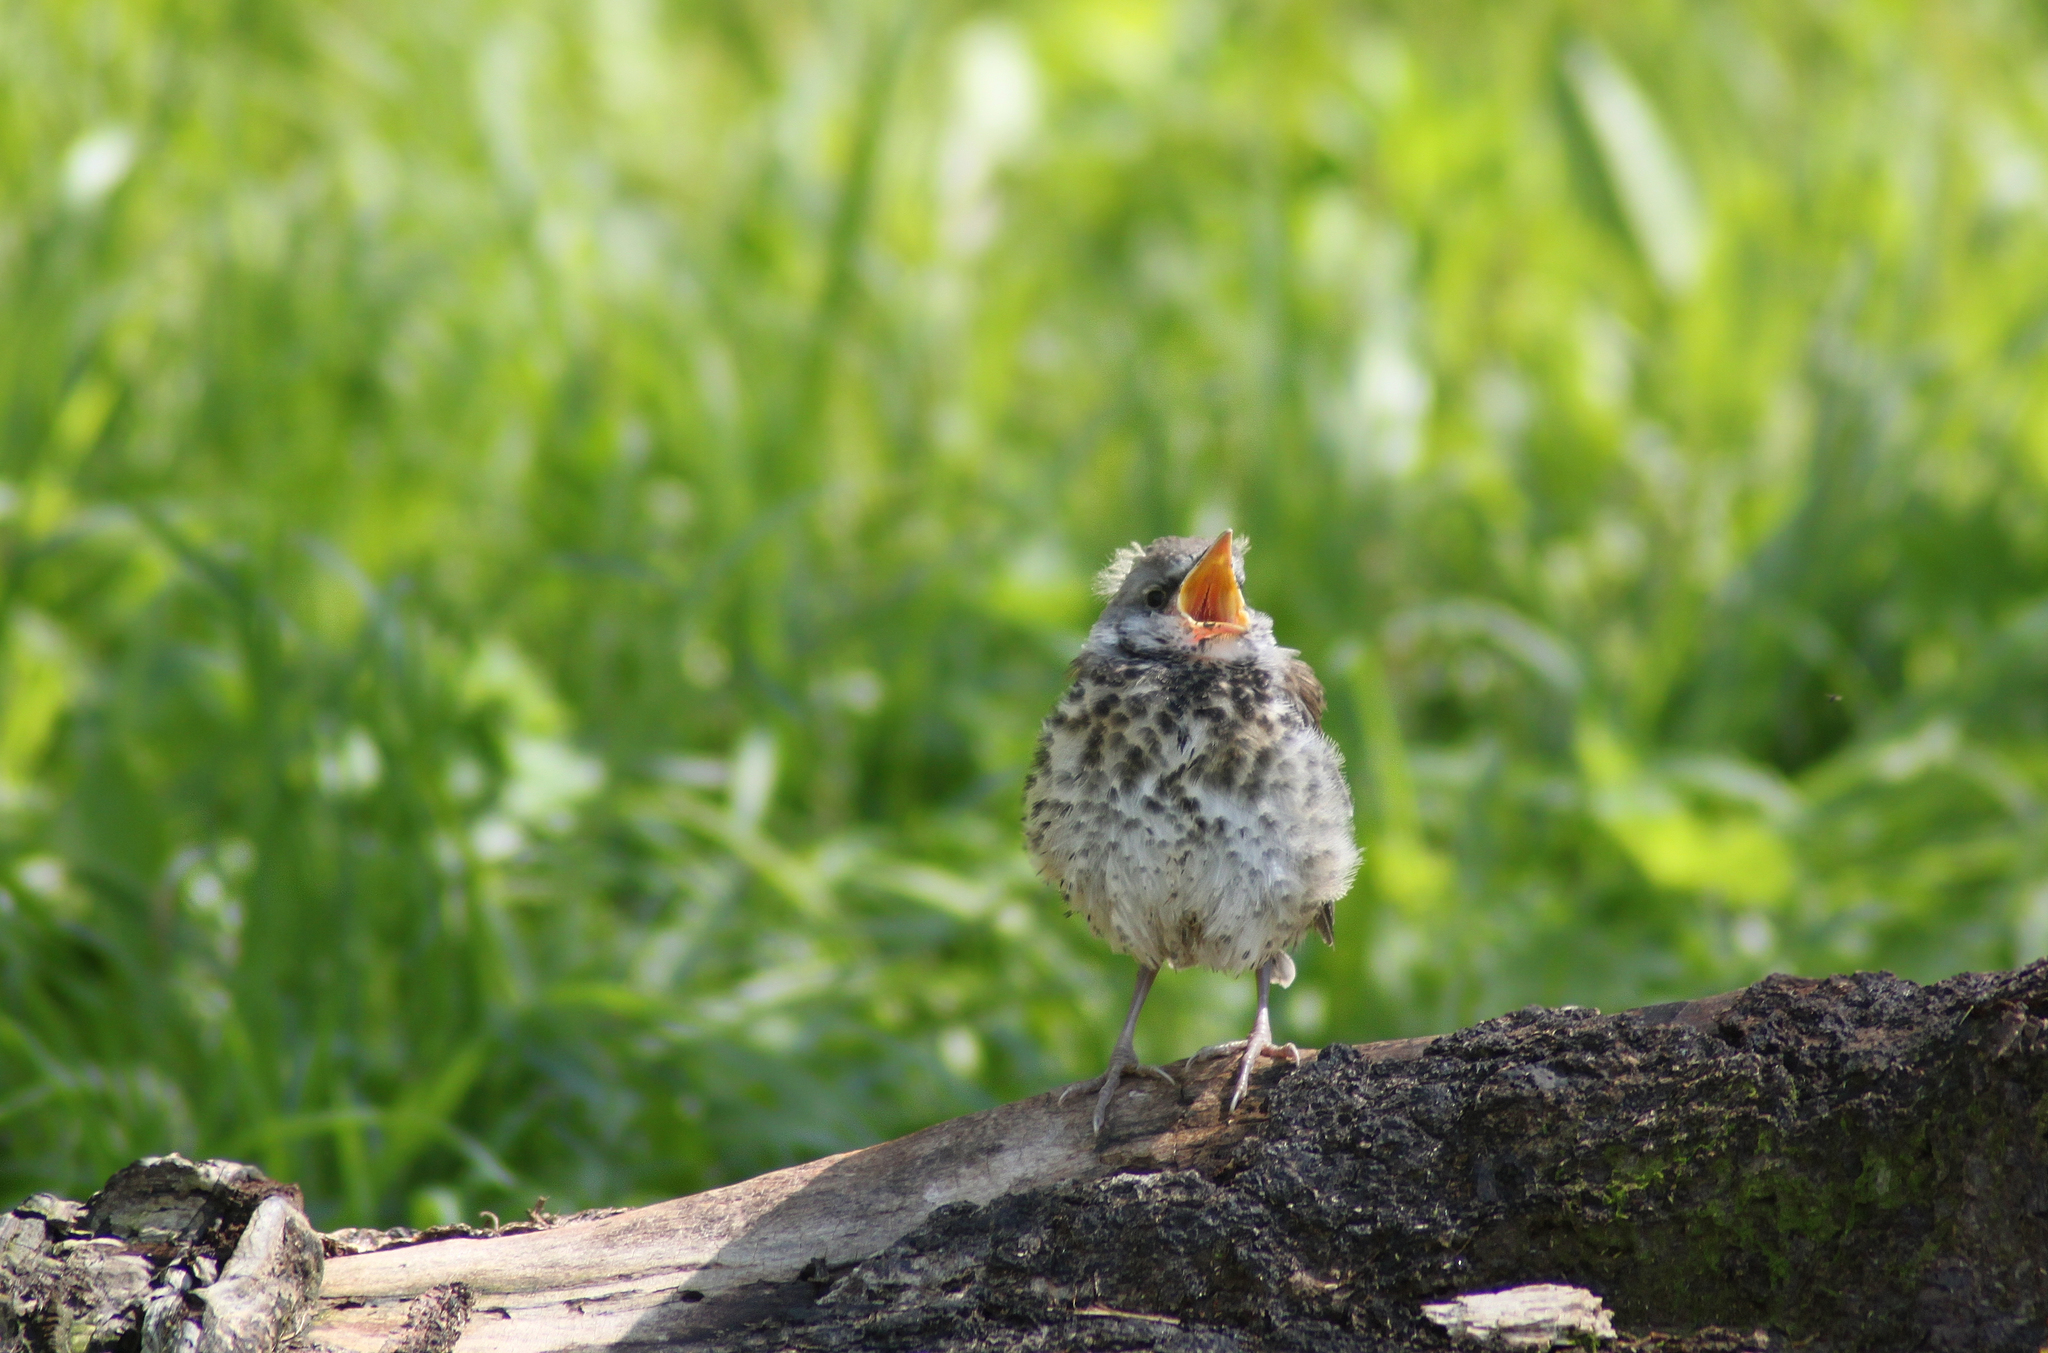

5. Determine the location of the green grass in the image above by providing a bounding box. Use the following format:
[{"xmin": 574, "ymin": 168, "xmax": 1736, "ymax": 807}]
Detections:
[{"xmin": 4, "ymin": 0, "xmax": 2048, "ymax": 1227}]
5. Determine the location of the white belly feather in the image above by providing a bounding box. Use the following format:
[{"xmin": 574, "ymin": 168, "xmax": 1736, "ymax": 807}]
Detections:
[{"xmin": 1025, "ymin": 672, "xmax": 1357, "ymax": 976}]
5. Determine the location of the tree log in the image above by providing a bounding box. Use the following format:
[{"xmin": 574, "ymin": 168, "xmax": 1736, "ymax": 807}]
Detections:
[{"xmin": 8, "ymin": 963, "xmax": 2047, "ymax": 1353}]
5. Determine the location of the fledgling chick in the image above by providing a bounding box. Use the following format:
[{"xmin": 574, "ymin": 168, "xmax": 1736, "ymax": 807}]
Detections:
[{"xmin": 1024, "ymin": 531, "xmax": 1360, "ymax": 1137}]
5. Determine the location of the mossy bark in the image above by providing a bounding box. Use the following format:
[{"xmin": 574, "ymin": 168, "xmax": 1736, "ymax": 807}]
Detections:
[{"xmin": 793, "ymin": 965, "xmax": 2048, "ymax": 1351}]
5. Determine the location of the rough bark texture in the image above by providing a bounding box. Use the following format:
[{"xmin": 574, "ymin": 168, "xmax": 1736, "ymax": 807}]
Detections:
[
  {"xmin": 1, "ymin": 1156, "xmax": 318, "ymax": 1353},
  {"xmin": 192, "ymin": 1197, "xmax": 323, "ymax": 1353},
  {"xmin": 8, "ymin": 963, "xmax": 2048, "ymax": 1353},
  {"xmin": 799, "ymin": 966, "xmax": 2048, "ymax": 1352}
]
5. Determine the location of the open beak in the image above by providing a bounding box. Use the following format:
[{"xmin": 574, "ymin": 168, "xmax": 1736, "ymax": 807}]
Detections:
[{"xmin": 1177, "ymin": 530, "xmax": 1251, "ymax": 640}]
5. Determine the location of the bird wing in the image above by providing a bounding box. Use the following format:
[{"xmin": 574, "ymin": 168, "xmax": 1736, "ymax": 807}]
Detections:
[
  {"xmin": 1282, "ymin": 657, "xmax": 1327, "ymax": 729},
  {"xmin": 1288, "ymin": 657, "xmax": 1340, "ymax": 948}
]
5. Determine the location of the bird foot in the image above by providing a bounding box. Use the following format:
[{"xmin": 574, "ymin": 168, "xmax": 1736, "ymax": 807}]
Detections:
[
  {"xmin": 1224, "ymin": 1041, "xmax": 1300, "ymax": 1116},
  {"xmin": 1060, "ymin": 1058, "xmax": 1176, "ymax": 1138},
  {"xmin": 1183, "ymin": 1039, "xmax": 1300, "ymax": 1071}
]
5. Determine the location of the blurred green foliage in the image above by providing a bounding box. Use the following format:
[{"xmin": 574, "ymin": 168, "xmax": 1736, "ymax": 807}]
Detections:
[{"xmin": 5, "ymin": 0, "xmax": 2048, "ymax": 1227}]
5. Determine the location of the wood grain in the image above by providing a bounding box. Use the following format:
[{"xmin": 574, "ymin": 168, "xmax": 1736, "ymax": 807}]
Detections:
[{"xmin": 300, "ymin": 1033, "xmax": 1442, "ymax": 1353}]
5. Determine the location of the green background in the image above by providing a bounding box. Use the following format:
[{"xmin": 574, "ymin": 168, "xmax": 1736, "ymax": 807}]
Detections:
[{"xmin": 5, "ymin": 0, "xmax": 2047, "ymax": 1228}]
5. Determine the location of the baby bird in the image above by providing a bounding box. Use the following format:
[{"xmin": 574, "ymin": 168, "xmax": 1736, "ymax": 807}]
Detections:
[{"xmin": 1024, "ymin": 531, "xmax": 1360, "ymax": 1137}]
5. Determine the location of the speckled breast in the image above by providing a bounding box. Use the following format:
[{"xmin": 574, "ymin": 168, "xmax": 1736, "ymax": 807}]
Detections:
[{"xmin": 1023, "ymin": 653, "xmax": 1357, "ymax": 974}]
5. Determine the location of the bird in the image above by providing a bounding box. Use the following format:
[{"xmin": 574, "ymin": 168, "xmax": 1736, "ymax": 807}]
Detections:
[{"xmin": 1023, "ymin": 529, "xmax": 1360, "ymax": 1137}]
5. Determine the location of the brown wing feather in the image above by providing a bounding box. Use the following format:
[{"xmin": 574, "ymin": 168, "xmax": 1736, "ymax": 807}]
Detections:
[
  {"xmin": 1283, "ymin": 657, "xmax": 1327, "ymax": 730},
  {"xmin": 1292, "ymin": 656, "xmax": 1337, "ymax": 948}
]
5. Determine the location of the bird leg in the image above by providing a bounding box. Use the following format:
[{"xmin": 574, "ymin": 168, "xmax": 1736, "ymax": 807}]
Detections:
[
  {"xmin": 1060, "ymin": 964, "xmax": 1175, "ymax": 1137},
  {"xmin": 1225, "ymin": 958, "xmax": 1293, "ymax": 1115}
]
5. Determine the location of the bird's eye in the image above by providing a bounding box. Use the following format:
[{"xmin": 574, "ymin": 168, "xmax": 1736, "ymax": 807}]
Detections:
[{"xmin": 1141, "ymin": 585, "xmax": 1169, "ymax": 609}]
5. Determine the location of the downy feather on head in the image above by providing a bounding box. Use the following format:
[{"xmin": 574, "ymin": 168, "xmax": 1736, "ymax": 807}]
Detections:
[{"xmin": 1092, "ymin": 533, "xmax": 1249, "ymax": 598}]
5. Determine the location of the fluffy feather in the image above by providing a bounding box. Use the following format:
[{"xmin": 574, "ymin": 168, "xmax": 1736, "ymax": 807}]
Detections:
[{"xmin": 1091, "ymin": 542, "xmax": 1149, "ymax": 598}]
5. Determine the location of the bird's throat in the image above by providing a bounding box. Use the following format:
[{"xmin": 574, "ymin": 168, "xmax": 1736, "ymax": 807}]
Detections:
[{"xmin": 1178, "ymin": 530, "xmax": 1251, "ymax": 639}]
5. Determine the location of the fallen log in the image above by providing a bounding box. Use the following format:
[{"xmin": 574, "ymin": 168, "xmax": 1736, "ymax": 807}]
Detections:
[{"xmin": 5, "ymin": 963, "xmax": 2045, "ymax": 1353}]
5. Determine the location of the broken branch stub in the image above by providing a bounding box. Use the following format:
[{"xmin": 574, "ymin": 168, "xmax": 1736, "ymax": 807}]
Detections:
[
  {"xmin": 194, "ymin": 1197, "xmax": 323, "ymax": 1353},
  {"xmin": 1, "ymin": 1156, "xmax": 321, "ymax": 1353}
]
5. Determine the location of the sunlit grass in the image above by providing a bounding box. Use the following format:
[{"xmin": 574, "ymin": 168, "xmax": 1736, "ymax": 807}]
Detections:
[{"xmin": 3, "ymin": 0, "xmax": 2047, "ymax": 1226}]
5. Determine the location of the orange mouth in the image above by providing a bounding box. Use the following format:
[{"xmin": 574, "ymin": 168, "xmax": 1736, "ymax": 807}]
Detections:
[{"xmin": 1177, "ymin": 530, "xmax": 1250, "ymax": 641}]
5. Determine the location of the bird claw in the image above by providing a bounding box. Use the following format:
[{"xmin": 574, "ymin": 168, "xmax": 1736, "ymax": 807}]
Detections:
[
  {"xmin": 1062, "ymin": 1057, "xmax": 1176, "ymax": 1138},
  {"xmin": 1224, "ymin": 1041, "xmax": 1301, "ymax": 1115}
]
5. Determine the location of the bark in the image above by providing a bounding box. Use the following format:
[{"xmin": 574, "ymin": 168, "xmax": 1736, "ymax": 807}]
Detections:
[
  {"xmin": 1, "ymin": 1157, "xmax": 318, "ymax": 1353},
  {"xmin": 192, "ymin": 1197, "xmax": 323, "ymax": 1353},
  {"xmin": 7, "ymin": 963, "xmax": 2047, "ymax": 1353}
]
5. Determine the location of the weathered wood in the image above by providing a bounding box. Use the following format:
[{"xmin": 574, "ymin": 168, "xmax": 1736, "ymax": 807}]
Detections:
[
  {"xmin": 810, "ymin": 966, "xmax": 2047, "ymax": 1352},
  {"xmin": 1421, "ymin": 1283, "xmax": 1617, "ymax": 1348},
  {"xmin": 194, "ymin": 1197, "xmax": 323, "ymax": 1353},
  {"xmin": 374, "ymin": 1283, "xmax": 473, "ymax": 1353},
  {"xmin": 303, "ymin": 967, "xmax": 2048, "ymax": 1352},
  {"xmin": 302, "ymin": 1037, "xmax": 1306, "ymax": 1353},
  {"xmin": 1, "ymin": 1157, "xmax": 318, "ymax": 1353},
  {"xmin": 86, "ymin": 1158, "xmax": 283, "ymax": 1249},
  {"xmin": 11, "ymin": 965, "xmax": 2048, "ymax": 1353}
]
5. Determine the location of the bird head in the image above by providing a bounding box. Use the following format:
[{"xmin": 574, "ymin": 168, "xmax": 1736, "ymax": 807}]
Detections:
[{"xmin": 1083, "ymin": 530, "xmax": 1269, "ymax": 659}]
